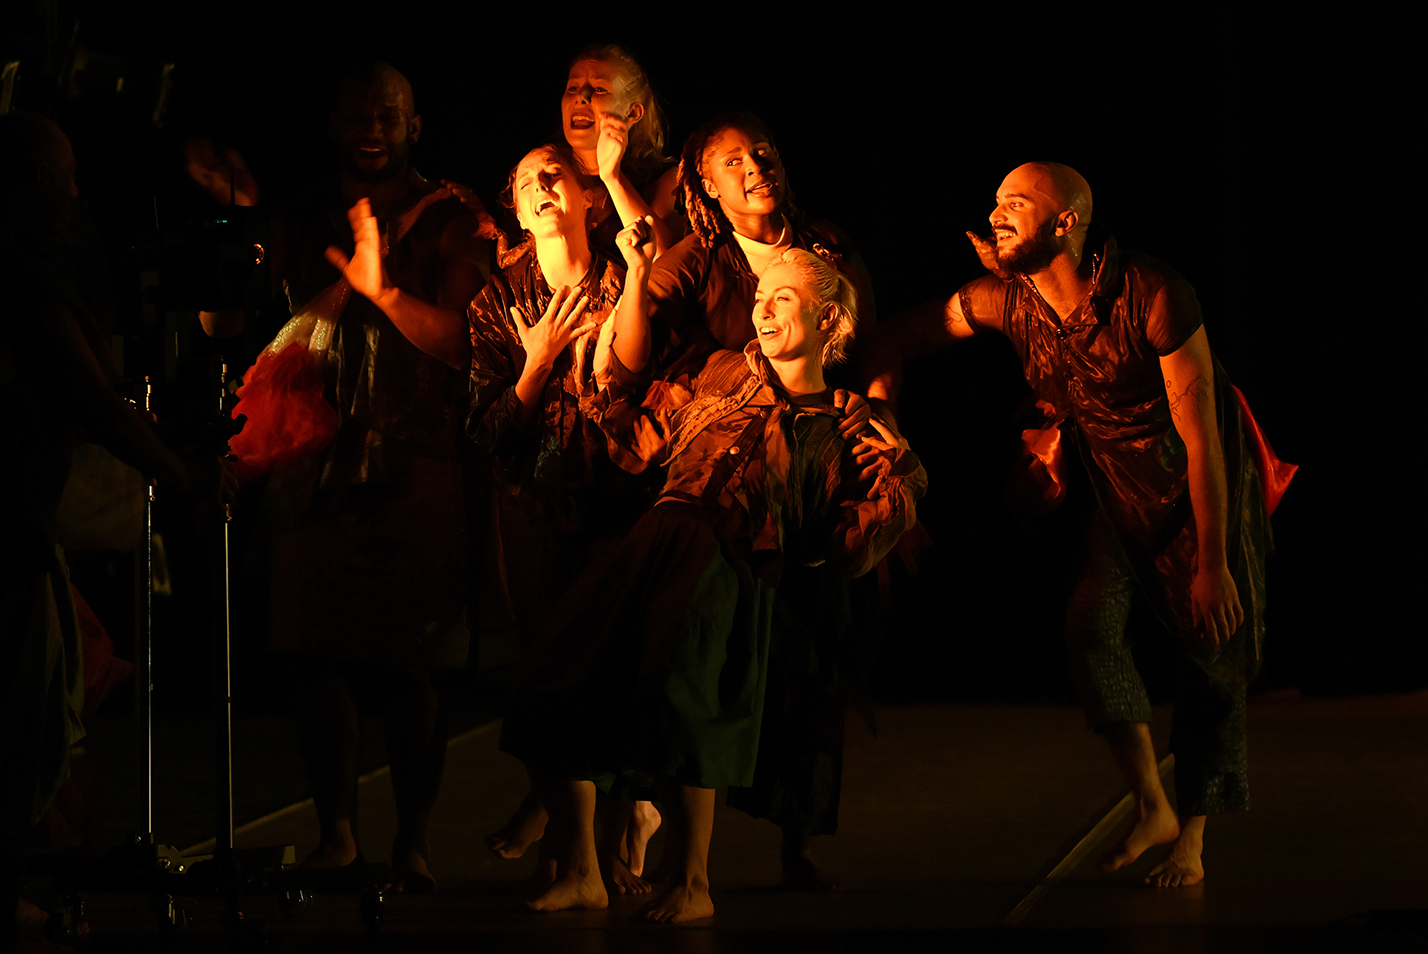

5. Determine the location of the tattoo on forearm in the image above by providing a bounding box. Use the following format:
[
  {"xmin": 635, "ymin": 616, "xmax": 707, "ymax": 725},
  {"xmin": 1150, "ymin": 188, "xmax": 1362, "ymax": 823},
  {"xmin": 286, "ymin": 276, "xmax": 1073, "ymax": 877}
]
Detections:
[{"xmin": 1166, "ymin": 374, "xmax": 1211, "ymax": 423}]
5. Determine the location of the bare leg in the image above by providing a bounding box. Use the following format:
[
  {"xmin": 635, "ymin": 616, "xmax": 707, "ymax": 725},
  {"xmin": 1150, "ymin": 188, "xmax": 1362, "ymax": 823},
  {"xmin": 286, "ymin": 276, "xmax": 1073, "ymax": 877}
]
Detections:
[
  {"xmin": 486, "ymin": 784, "xmax": 548, "ymax": 860},
  {"xmin": 1098, "ymin": 721, "xmax": 1180, "ymax": 872},
  {"xmin": 385, "ymin": 670, "xmax": 446, "ymax": 892},
  {"xmin": 598, "ymin": 798, "xmax": 651, "ymax": 895},
  {"xmin": 638, "ymin": 780, "xmax": 715, "ymax": 923},
  {"xmin": 297, "ymin": 663, "xmax": 362, "ymax": 867},
  {"xmin": 1146, "ymin": 814, "xmax": 1206, "ymax": 886},
  {"xmin": 627, "ymin": 800, "xmax": 662, "ymax": 878},
  {"xmin": 526, "ymin": 777, "xmax": 608, "ymax": 912},
  {"xmin": 781, "ymin": 825, "xmax": 841, "ymax": 892}
]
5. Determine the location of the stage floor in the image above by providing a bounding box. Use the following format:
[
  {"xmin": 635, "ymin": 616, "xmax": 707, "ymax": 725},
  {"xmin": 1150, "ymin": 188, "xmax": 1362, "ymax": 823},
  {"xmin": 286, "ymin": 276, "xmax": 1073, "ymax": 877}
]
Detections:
[{"xmin": 33, "ymin": 692, "xmax": 1428, "ymax": 952}]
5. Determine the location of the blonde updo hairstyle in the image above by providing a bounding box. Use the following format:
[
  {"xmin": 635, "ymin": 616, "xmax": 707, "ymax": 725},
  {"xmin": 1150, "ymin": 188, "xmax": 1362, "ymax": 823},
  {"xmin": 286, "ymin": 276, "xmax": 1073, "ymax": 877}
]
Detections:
[
  {"xmin": 772, "ymin": 248, "xmax": 858, "ymax": 368},
  {"xmin": 568, "ymin": 44, "xmax": 669, "ymax": 184}
]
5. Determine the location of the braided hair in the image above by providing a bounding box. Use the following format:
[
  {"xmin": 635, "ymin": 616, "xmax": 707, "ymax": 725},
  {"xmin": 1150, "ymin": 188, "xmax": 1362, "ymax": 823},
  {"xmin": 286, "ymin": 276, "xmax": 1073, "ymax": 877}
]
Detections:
[{"xmin": 676, "ymin": 112, "xmax": 801, "ymax": 249}]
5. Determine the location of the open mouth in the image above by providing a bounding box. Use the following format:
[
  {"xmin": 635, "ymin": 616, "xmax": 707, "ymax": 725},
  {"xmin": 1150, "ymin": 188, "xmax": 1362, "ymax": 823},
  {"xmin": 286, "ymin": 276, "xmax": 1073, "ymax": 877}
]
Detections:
[
  {"xmin": 534, "ymin": 198, "xmax": 557, "ymax": 215},
  {"xmin": 569, "ymin": 113, "xmax": 595, "ymax": 130},
  {"xmin": 747, "ymin": 180, "xmax": 777, "ymax": 198}
]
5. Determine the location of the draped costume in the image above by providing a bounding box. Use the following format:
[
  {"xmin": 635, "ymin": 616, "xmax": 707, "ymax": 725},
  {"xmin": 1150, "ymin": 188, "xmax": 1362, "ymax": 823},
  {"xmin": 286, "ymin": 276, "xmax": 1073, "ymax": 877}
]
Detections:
[
  {"xmin": 268, "ymin": 173, "xmax": 476, "ymax": 669},
  {"xmin": 958, "ymin": 237, "xmax": 1269, "ymax": 814},
  {"xmin": 500, "ymin": 344, "xmax": 925, "ymax": 790}
]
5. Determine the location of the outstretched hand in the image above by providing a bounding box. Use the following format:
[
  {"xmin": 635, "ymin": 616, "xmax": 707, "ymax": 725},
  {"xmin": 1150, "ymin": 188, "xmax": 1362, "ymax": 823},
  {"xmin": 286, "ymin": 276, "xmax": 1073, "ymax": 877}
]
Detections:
[
  {"xmin": 965, "ymin": 231, "xmax": 1008, "ymax": 278},
  {"xmin": 512, "ymin": 285, "xmax": 598, "ymax": 371},
  {"xmin": 617, "ymin": 215, "xmax": 657, "ymax": 272},
  {"xmin": 325, "ymin": 198, "xmax": 394, "ymax": 305},
  {"xmin": 441, "ymin": 179, "xmax": 501, "ymax": 240},
  {"xmin": 1191, "ymin": 565, "xmax": 1244, "ymax": 650}
]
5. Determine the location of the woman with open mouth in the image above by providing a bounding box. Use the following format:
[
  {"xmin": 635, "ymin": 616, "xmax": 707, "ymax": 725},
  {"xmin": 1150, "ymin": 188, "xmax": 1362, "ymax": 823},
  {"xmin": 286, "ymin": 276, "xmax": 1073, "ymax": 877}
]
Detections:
[
  {"xmin": 500, "ymin": 246, "xmax": 925, "ymax": 923},
  {"xmin": 556, "ymin": 44, "xmax": 683, "ymax": 261}
]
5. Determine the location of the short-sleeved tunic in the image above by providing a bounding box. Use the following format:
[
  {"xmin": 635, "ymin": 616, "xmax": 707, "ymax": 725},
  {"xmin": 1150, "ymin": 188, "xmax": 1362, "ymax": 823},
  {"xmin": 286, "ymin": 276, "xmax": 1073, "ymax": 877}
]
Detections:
[{"xmin": 958, "ymin": 237, "xmax": 1268, "ymax": 684}]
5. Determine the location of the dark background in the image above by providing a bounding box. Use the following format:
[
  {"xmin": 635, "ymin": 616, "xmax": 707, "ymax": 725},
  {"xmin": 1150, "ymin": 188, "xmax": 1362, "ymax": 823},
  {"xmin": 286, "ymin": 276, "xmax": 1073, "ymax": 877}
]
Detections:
[{"xmin": 3, "ymin": 1, "xmax": 1421, "ymax": 711}]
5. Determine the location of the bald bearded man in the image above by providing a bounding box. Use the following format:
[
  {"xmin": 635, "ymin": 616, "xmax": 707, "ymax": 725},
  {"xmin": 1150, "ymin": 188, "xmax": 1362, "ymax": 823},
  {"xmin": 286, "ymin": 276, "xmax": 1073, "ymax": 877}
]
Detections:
[{"xmin": 884, "ymin": 163, "xmax": 1270, "ymax": 887}]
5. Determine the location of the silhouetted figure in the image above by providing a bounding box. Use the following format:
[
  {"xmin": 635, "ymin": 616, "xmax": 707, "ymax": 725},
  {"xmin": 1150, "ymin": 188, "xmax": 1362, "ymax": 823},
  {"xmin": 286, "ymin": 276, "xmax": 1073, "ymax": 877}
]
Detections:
[
  {"xmin": 1, "ymin": 112, "xmax": 234, "ymax": 946},
  {"xmin": 191, "ymin": 63, "xmax": 489, "ymax": 890}
]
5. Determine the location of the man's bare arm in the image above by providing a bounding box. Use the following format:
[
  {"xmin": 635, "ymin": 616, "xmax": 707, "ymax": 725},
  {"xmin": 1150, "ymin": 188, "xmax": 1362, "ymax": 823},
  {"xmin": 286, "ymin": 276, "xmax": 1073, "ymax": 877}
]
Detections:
[
  {"xmin": 865, "ymin": 293, "xmax": 975, "ymax": 408},
  {"xmin": 326, "ymin": 198, "xmax": 470, "ymax": 370},
  {"xmin": 1160, "ymin": 323, "xmax": 1243, "ymax": 647}
]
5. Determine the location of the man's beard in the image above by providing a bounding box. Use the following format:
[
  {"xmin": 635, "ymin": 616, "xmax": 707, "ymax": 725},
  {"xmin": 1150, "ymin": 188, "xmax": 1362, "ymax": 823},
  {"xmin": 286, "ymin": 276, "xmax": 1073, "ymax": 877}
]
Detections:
[{"xmin": 996, "ymin": 217, "xmax": 1059, "ymax": 274}]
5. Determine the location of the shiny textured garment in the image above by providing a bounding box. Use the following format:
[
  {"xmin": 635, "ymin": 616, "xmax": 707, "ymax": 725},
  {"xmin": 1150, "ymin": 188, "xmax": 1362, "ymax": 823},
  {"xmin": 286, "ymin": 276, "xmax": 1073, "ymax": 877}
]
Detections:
[
  {"xmin": 958, "ymin": 236, "xmax": 1269, "ymax": 688},
  {"xmin": 502, "ymin": 344, "xmax": 926, "ymax": 789},
  {"xmin": 268, "ymin": 176, "xmax": 476, "ymax": 668}
]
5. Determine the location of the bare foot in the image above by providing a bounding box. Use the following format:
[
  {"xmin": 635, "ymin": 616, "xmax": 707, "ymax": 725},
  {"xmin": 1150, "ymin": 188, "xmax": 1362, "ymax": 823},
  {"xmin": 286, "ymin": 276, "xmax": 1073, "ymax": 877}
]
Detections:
[
  {"xmin": 526, "ymin": 869, "xmax": 609, "ymax": 912},
  {"xmin": 605, "ymin": 853, "xmax": 652, "ymax": 895},
  {"xmin": 638, "ymin": 882, "xmax": 714, "ymax": 923},
  {"xmin": 524, "ymin": 855, "xmax": 558, "ymax": 899},
  {"xmin": 1098, "ymin": 798, "xmax": 1180, "ymax": 872},
  {"xmin": 300, "ymin": 841, "xmax": 360, "ymax": 869},
  {"xmin": 486, "ymin": 794, "xmax": 548, "ymax": 860},
  {"xmin": 1145, "ymin": 823, "xmax": 1205, "ymax": 887},
  {"xmin": 389, "ymin": 845, "xmax": 436, "ymax": 893},
  {"xmin": 625, "ymin": 800, "xmax": 662, "ymax": 878},
  {"xmin": 782, "ymin": 850, "xmax": 842, "ymax": 893}
]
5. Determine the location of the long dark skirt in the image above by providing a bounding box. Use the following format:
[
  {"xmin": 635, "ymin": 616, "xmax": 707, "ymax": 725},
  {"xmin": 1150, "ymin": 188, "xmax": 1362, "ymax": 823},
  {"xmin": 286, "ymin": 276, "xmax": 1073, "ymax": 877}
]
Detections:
[{"xmin": 500, "ymin": 501, "xmax": 774, "ymax": 791}]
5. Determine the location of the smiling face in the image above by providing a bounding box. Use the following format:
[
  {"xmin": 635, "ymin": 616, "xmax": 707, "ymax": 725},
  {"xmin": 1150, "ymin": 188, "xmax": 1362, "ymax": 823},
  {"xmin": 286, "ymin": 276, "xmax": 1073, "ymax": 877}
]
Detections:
[
  {"xmin": 700, "ymin": 126, "xmax": 785, "ymax": 221},
  {"xmin": 333, "ymin": 72, "xmax": 420, "ymax": 184},
  {"xmin": 511, "ymin": 147, "xmax": 591, "ymax": 238},
  {"xmin": 988, "ymin": 164, "xmax": 1071, "ymax": 274},
  {"xmin": 561, "ymin": 58, "xmax": 642, "ymax": 153},
  {"xmin": 752, "ymin": 262, "xmax": 829, "ymax": 364}
]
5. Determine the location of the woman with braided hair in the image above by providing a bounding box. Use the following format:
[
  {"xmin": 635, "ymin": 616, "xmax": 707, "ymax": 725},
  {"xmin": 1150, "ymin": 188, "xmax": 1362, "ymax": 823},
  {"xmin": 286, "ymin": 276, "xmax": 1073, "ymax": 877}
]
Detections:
[
  {"xmin": 648, "ymin": 112, "xmax": 879, "ymax": 391},
  {"xmin": 502, "ymin": 247, "xmax": 926, "ymax": 921},
  {"xmin": 647, "ymin": 112, "xmax": 891, "ymax": 891}
]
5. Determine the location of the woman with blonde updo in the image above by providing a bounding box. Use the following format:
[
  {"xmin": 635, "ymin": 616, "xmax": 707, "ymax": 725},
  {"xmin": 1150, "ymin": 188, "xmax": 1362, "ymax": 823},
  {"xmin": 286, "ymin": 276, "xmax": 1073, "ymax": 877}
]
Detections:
[
  {"xmin": 501, "ymin": 246, "xmax": 925, "ymax": 923},
  {"xmin": 558, "ymin": 44, "xmax": 683, "ymax": 259}
]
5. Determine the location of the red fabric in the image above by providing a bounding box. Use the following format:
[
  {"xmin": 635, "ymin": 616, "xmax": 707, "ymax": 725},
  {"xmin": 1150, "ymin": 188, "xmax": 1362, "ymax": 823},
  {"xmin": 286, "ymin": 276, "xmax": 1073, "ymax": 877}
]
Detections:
[
  {"xmin": 70, "ymin": 585, "xmax": 132, "ymax": 717},
  {"xmin": 228, "ymin": 341, "xmax": 339, "ymax": 483},
  {"xmin": 1232, "ymin": 385, "xmax": 1297, "ymax": 516}
]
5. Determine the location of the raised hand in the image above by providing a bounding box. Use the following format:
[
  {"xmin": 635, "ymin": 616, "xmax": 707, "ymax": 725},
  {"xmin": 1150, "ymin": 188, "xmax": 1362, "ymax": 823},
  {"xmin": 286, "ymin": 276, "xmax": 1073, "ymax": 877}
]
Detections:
[
  {"xmin": 325, "ymin": 198, "xmax": 392, "ymax": 305},
  {"xmin": 617, "ymin": 215, "xmax": 657, "ymax": 273},
  {"xmin": 512, "ymin": 286, "xmax": 598, "ymax": 372},
  {"xmin": 184, "ymin": 138, "xmax": 259, "ymax": 207},
  {"xmin": 596, "ymin": 112, "xmax": 631, "ymax": 182},
  {"xmin": 441, "ymin": 179, "xmax": 501, "ymax": 240},
  {"xmin": 965, "ymin": 231, "xmax": 1007, "ymax": 277}
]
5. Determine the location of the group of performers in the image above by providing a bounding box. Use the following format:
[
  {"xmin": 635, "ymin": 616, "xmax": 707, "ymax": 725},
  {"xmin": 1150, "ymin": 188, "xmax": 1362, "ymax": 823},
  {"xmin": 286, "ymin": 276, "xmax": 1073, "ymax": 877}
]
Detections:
[{"xmin": 1, "ymin": 39, "xmax": 1275, "ymax": 938}]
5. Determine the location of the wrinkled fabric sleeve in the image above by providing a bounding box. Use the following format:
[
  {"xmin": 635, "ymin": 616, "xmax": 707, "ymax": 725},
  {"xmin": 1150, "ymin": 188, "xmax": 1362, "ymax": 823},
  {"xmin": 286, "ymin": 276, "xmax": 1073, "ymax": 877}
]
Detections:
[
  {"xmin": 647, "ymin": 237, "xmax": 705, "ymax": 352},
  {"xmin": 578, "ymin": 346, "xmax": 656, "ymax": 474},
  {"xmin": 466, "ymin": 284, "xmax": 525, "ymax": 470},
  {"xmin": 956, "ymin": 275, "xmax": 1014, "ymax": 336},
  {"xmin": 803, "ymin": 424, "xmax": 928, "ymax": 579},
  {"xmin": 1145, "ymin": 276, "xmax": 1205, "ymax": 357}
]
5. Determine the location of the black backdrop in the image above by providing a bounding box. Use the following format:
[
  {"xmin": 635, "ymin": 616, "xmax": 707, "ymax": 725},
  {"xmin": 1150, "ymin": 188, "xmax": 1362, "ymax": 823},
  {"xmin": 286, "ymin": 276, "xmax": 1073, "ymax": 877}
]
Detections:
[{"xmin": 4, "ymin": 2, "xmax": 1421, "ymax": 701}]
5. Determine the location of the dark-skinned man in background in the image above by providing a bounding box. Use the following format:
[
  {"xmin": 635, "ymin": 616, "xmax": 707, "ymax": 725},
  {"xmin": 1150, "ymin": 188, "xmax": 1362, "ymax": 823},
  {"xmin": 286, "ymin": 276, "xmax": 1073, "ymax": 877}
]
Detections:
[{"xmin": 190, "ymin": 62, "xmax": 490, "ymax": 891}]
